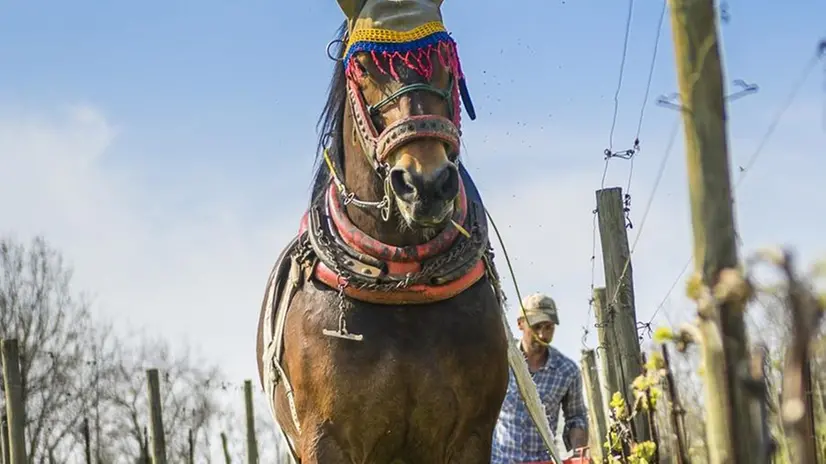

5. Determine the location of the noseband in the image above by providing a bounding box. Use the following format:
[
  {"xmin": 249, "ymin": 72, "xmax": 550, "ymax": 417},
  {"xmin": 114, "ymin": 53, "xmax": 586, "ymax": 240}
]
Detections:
[{"xmin": 346, "ymin": 75, "xmax": 461, "ymax": 175}]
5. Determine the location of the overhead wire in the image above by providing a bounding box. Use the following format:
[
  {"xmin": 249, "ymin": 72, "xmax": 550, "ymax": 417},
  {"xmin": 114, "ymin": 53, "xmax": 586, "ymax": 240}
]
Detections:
[
  {"xmin": 647, "ymin": 49, "xmax": 822, "ymax": 326},
  {"xmin": 584, "ymin": 0, "xmax": 637, "ymax": 348},
  {"xmin": 584, "ymin": 0, "xmax": 671, "ymax": 349}
]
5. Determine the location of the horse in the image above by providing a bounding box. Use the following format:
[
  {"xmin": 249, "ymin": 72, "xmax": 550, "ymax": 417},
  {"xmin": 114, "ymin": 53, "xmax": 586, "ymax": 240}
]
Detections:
[{"xmin": 256, "ymin": 2, "xmax": 555, "ymax": 462}]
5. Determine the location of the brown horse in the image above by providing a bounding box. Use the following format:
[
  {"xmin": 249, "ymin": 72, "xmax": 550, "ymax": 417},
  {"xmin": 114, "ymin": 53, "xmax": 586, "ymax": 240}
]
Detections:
[{"xmin": 256, "ymin": 4, "xmax": 517, "ymax": 463}]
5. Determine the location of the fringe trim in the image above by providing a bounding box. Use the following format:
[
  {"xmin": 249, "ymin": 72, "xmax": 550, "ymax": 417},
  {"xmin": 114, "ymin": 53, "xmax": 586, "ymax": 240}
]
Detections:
[
  {"xmin": 344, "ymin": 32, "xmax": 463, "ymax": 81},
  {"xmin": 344, "ymin": 33, "xmax": 465, "ymax": 127}
]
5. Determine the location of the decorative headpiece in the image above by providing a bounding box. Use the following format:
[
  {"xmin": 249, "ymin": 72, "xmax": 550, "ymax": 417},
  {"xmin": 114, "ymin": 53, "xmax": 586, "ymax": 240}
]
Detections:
[{"xmin": 335, "ymin": 0, "xmax": 476, "ymax": 125}]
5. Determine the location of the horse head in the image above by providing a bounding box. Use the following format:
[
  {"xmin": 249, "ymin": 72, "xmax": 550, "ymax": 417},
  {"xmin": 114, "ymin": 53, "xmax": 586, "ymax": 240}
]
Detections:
[{"xmin": 321, "ymin": 0, "xmax": 476, "ymax": 243}]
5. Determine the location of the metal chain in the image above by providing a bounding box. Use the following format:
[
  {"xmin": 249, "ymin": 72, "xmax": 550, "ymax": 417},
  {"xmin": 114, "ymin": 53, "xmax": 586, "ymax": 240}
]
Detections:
[{"xmin": 322, "ymin": 138, "xmax": 392, "ymax": 222}]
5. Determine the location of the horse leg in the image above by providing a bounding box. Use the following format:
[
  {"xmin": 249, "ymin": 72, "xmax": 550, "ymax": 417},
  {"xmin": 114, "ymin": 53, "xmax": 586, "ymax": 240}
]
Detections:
[{"xmin": 299, "ymin": 422, "xmax": 351, "ymax": 464}]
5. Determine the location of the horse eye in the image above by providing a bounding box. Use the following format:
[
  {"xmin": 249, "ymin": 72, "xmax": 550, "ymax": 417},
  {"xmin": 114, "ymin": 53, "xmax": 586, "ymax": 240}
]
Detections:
[{"xmin": 354, "ymin": 60, "xmax": 369, "ymax": 76}]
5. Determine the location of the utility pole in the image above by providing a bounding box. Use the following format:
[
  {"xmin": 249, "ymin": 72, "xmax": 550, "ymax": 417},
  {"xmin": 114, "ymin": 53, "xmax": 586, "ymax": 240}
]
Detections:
[
  {"xmin": 667, "ymin": 0, "xmax": 758, "ymax": 462},
  {"xmin": 596, "ymin": 187, "xmax": 650, "ymax": 443}
]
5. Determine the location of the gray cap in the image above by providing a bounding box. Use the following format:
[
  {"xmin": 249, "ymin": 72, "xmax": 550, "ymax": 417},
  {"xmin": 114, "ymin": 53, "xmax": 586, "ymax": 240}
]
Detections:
[{"xmin": 520, "ymin": 293, "xmax": 560, "ymax": 326}]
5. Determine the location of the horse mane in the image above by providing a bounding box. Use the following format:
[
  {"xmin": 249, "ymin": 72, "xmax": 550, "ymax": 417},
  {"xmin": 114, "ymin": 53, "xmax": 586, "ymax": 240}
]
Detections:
[{"xmin": 310, "ymin": 21, "xmax": 350, "ymax": 203}]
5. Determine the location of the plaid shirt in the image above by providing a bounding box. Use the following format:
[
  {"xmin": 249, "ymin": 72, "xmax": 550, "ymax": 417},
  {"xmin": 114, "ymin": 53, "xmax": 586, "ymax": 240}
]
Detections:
[{"xmin": 491, "ymin": 344, "xmax": 588, "ymax": 464}]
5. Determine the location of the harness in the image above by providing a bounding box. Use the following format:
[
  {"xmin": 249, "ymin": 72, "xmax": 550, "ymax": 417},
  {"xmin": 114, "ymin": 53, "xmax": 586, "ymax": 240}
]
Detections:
[{"xmin": 309, "ymin": 171, "xmax": 488, "ymax": 305}]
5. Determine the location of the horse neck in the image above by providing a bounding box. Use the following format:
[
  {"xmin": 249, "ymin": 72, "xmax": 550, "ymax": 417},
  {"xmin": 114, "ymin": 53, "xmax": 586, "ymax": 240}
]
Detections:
[{"xmin": 339, "ymin": 113, "xmax": 435, "ymax": 248}]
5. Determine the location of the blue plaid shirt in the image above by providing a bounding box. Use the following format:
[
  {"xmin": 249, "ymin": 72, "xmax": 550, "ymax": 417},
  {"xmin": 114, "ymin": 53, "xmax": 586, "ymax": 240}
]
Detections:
[{"xmin": 491, "ymin": 344, "xmax": 588, "ymax": 464}]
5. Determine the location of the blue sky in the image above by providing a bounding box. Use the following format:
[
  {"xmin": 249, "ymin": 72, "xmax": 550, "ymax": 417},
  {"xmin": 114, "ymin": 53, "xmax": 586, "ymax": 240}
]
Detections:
[{"xmin": 1, "ymin": 0, "xmax": 824, "ymax": 452}]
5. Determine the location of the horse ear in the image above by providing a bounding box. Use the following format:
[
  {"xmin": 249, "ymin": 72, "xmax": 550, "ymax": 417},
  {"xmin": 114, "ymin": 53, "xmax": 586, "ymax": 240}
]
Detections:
[
  {"xmin": 433, "ymin": 0, "xmax": 444, "ymax": 5},
  {"xmin": 336, "ymin": 0, "xmax": 366, "ymax": 19}
]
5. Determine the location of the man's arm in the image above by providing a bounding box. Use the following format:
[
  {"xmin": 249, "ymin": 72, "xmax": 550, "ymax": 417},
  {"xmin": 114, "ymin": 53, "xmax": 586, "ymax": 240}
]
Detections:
[{"xmin": 561, "ymin": 370, "xmax": 589, "ymax": 451}]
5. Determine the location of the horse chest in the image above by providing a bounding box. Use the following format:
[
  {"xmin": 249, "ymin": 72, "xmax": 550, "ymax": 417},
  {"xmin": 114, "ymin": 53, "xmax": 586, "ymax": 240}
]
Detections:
[{"xmin": 284, "ymin": 279, "xmax": 509, "ymax": 444}]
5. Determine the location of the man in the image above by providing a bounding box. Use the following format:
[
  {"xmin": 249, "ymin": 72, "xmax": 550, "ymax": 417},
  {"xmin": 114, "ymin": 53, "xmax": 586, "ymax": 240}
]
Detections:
[{"xmin": 491, "ymin": 293, "xmax": 589, "ymax": 464}]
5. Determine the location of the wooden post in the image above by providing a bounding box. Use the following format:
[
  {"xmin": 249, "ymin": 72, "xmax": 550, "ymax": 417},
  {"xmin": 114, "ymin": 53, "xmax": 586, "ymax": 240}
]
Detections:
[
  {"xmin": 667, "ymin": 0, "xmax": 759, "ymax": 461},
  {"xmin": 1, "ymin": 414, "xmax": 10, "ymax": 464},
  {"xmin": 188, "ymin": 428, "xmax": 195, "ymax": 464},
  {"xmin": 580, "ymin": 349, "xmax": 607, "ymax": 463},
  {"xmin": 593, "ymin": 288, "xmax": 620, "ymax": 405},
  {"xmin": 82, "ymin": 417, "xmax": 91, "ymax": 464},
  {"xmin": 595, "ymin": 187, "xmax": 650, "ymax": 442},
  {"xmin": 138, "ymin": 425, "xmax": 147, "ymax": 464},
  {"xmin": 142, "ymin": 426, "xmax": 149, "ymax": 464},
  {"xmin": 778, "ymin": 252, "xmax": 822, "ymax": 464},
  {"xmin": 640, "ymin": 353, "xmax": 660, "ymax": 463},
  {"xmin": 1, "ymin": 339, "xmax": 27, "ymax": 464},
  {"xmin": 220, "ymin": 432, "xmax": 232, "ymax": 464},
  {"xmin": 146, "ymin": 369, "xmax": 167, "ymax": 464},
  {"xmin": 750, "ymin": 345, "xmax": 772, "ymax": 464},
  {"xmin": 802, "ymin": 358, "xmax": 818, "ymax": 462},
  {"xmin": 244, "ymin": 380, "xmax": 259, "ymax": 464},
  {"xmin": 813, "ymin": 373, "xmax": 826, "ymax": 459},
  {"xmin": 661, "ymin": 345, "xmax": 689, "ymax": 464}
]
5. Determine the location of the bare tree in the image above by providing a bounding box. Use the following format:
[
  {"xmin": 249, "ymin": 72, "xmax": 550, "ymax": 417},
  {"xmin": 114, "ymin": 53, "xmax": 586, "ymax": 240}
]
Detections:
[
  {"xmin": 0, "ymin": 235, "xmax": 277, "ymax": 462},
  {"xmin": 0, "ymin": 235, "xmax": 100, "ymax": 461},
  {"xmin": 96, "ymin": 330, "xmax": 225, "ymax": 463}
]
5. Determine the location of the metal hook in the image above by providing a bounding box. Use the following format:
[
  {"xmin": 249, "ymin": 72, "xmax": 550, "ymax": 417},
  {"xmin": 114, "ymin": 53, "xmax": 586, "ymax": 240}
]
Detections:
[
  {"xmin": 321, "ymin": 131, "xmax": 334, "ymax": 149},
  {"xmin": 323, "ymin": 312, "xmax": 364, "ymax": 342},
  {"xmin": 323, "ymin": 278, "xmax": 364, "ymax": 342},
  {"xmin": 326, "ymin": 39, "xmax": 345, "ymax": 62},
  {"xmin": 727, "ymin": 79, "xmax": 759, "ymax": 102}
]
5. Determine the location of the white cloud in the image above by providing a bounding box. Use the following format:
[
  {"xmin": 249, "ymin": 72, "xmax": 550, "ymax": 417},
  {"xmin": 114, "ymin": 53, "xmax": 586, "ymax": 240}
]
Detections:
[{"xmin": 0, "ymin": 104, "xmax": 298, "ymax": 385}]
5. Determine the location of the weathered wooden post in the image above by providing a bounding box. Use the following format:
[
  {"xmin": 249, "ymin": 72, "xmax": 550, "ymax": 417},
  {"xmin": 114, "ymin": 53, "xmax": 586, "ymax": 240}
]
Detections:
[
  {"xmin": 661, "ymin": 344, "xmax": 689, "ymax": 464},
  {"xmin": 777, "ymin": 252, "xmax": 823, "ymax": 464},
  {"xmin": 141, "ymin": 426, "xmax": 149, "ymax": 464},
  {"xmin": 1, "ymin": 414, "xmax": 10, "ymax": 464},
  {"xmin": 802, "ymin": 358, "xmax": 818, "ymax": 462},
  {"xmin": 750, "ymin": 344, "xmax": 772, "ymax": 464},
  {"xmin": 188, "ymin": 428, "xmax": 195, "ymax": 464},
  {"xmin": 580, "ymin": 349, "xmax": 607, "ymax": 463},
  {"xmin": 593, "ymin": 288, "xmax": 620, "ymax": 404},
  {"xmin": 595, "ymin": 187, "xmax": 650, "ymax": 442},
  {"xmin": 667, "ymin": 0, "xmax": 759, "ymax": 461},
  {"xmin": 138, "ymin": 426, "xmax": 147, "ymax": 464},
  {"xmin": 82, "ymin": 417, "xmax": 91, "ymax": 464},
  {"xmin": 220, "ymin": 432, "xmax": 232, "ymax": 464},
  {"xmin": 244, "ymin": 380, "xmax": 259, "ymax": 464},
  {"xmin": 1, "ymin": 339, "xmax": 27, "ymax": 464},
  {"xmin": 146, "ymin": 369, "xmax": 167, "ymax": 464}
]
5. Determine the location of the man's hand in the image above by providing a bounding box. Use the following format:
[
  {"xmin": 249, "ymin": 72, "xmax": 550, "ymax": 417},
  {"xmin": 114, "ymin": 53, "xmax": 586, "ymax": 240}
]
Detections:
[{"xmin": 567, "ymin": 427, "xmax": 588, "ymax": 451}]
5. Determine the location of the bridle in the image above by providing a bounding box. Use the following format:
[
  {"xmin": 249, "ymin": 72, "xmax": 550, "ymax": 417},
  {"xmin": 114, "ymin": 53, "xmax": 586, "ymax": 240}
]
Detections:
[{"xmin": 322, "ymin": 36, "xmax": 468, "ymax": 223}]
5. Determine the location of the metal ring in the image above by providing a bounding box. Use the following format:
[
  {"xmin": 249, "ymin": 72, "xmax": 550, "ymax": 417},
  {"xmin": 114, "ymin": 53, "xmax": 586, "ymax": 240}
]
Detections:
[
  {"xmin": 321, "ymin": 132, "xmax": 334, "ymax": 149},
  {"xmin": 326, "ymin": 39, "xmax": 345, "ymax": 62}
]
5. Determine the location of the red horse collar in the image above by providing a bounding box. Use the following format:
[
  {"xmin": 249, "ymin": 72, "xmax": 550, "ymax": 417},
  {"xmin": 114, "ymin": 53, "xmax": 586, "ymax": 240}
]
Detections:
[{"xmin": 299, "ymin": 177, "xmax": 487, "ymax": 305}]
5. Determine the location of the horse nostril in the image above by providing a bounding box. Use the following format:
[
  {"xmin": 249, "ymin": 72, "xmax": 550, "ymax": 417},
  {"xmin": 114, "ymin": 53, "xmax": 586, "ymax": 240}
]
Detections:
[
  {"xmin": 433, "ymin": 164, "xmax": 459, "ymax": 201},
  {"xmin": 389, "ymin": 168, "xmax": 417, "ymax": 201}
]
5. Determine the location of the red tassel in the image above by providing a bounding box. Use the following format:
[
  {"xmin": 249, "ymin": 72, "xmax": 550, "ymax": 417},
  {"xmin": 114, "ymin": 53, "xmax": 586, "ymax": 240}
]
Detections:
[{"xmin": 345, "ymin": 40, "xmax": 466, "ymax": 128}]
